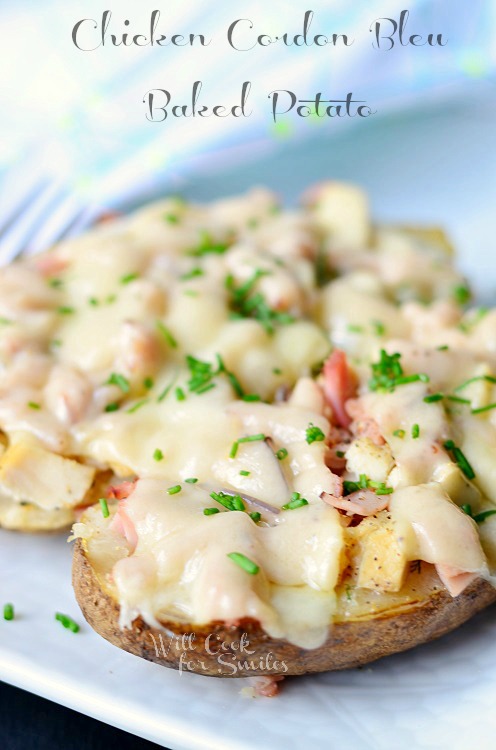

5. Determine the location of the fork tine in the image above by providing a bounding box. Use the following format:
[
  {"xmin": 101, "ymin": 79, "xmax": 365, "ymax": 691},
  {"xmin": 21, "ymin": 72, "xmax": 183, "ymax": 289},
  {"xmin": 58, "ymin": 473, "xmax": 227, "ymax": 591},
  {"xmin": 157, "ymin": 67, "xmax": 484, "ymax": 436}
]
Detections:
[
  {"xmin": 23, "ymin": 193, "xmax": 87, "ymax": 256},
  {"xmin": 0, "ymin": 180, "xmax": 68, "ymax": 265},
  {"xmin": 0, "ymin": 173, "xmax": 50, "ymax": 237}
]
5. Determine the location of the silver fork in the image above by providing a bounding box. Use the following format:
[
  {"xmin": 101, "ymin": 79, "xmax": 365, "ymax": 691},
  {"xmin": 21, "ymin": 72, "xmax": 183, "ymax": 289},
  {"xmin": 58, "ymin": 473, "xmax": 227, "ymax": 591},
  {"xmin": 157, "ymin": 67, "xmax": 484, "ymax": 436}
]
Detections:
[{"xmin": 0, "ymin": 170, "xmax": 100, "ymax": 265}]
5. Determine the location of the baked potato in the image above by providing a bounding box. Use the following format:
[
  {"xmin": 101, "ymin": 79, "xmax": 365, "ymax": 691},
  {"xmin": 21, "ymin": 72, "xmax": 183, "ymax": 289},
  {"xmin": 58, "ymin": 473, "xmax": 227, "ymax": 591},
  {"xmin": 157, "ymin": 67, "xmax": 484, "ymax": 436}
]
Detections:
[{"xmin": 73, "ymin": 535, "xmax": 496, "ymax": 677}]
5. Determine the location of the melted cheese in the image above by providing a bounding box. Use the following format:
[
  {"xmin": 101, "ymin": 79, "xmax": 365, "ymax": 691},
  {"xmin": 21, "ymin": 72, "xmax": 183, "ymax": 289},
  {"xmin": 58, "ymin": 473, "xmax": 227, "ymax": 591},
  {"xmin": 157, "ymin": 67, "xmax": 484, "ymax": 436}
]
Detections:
[{"xmin": 0, "ymin": 181, "xmax": 494, "ymax": 644}]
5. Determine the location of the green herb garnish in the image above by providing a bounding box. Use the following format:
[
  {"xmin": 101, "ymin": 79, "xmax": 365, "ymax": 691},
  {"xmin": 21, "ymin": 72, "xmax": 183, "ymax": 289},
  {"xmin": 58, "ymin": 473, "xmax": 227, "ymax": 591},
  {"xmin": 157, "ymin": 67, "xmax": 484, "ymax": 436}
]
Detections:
[
  {"xmin": 369, "ymin": 350, "xmax": 429, "ymax": 392},
  {"xmin": 99, "ymin": 498, "xmax": 110, "ymax": 518},
  {"xmin": 107, "ymin": 373, "xmax": 130, "ymax": 393},
  {"xmin": 3, "ymin": 603, "xmax": 14, "ymax": 621},
  {"xmin": 411, "ymin": 423, "xmax": 420, "ymax": 439},
  {"xmin": 443, "ymin": 440, "xmax": 475, "ymax": 479},
  {"xmin": 120, "ymin": 272, "xmax": 139, "ymax": 285},
  {"xmin": 167, "ymin": 485, "xmax": 182, "ymax": 495},
  {"xmin": 203, "ymin": 507, "xmax": 220, "ymax": 516},
  {"xmin": 423, "ymin": 393, "xmax": 444, "ymax": 403},
  {"xmin": 230, "ymin": 433, "xmax": 266, "ymax": 459},
  {"xmin": 185, "ymin": 477, "xmax": 198, "ymax": 484},
  {"xmin": 105, "ymin": 402, "xmax": 119, "ymax": 412},
  {"xmin": 226, "ymin": 269, "xmax": 294, "ymax": 334},
  {"xmin": 126, "ymin": 399, "xmax": 148, "ymax": 413},
  {"xmin": 153, "ymin": 449, "xmax": 164, "ymax": 462},
  {"xmin": 55, "ymin": 613, "xmax": 79, "ymax": 633},
  {"xmin": 156, "ymin": 321, "xmax": 178, "ymax": 348},
  {"xmin": 305, "ymin": 423, "xmax": 325, "ymax": 445},
  {"xmin": 276, "ymin": 448, "xmax": 288, "ymax": 460},
  {"xmin": 189, "ymin": 230, "xmax": 229, "ymax": 257},
  {"xmin": 227, "ymin": 552, "xmax": 259, "ymax": 575}
]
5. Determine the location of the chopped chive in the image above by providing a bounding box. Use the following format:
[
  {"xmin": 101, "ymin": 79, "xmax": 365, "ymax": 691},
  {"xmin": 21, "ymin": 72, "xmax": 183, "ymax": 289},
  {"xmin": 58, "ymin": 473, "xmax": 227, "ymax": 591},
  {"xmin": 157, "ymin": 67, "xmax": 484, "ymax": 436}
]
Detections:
[
  {"xmin": 249, "ymin": 512, "xmax": 261, "ymax": 523},
  {"xmin": 242, "ymin": 394, "xmax": 261, "ymax": 402},
  {"xmin": 472, "ymin": 403, "xmax": 496, "ymax": 415},
  {"xmin": 375, "ymin": 486, "xmax": 393, "ymax": 495},
  {"xmin": 423, "ymin": 393, "xmax": 444, "ymax": 403},
  {"xmin": 306, "ymin": 423, "xmax": 326, "ymax": 445},
  {"xmin": 230, "ymin": 495, "xmax": 246, "ymax": 511},
  {"xmin": 143, "ymin": 377, "xmax": 154, "ymax": 390},
  {"xmin": 347, "ymin": 324, "xmax": 364, "ymax": 333},
  {"xmin": 443, "ymin": 440, "xmax": 476, "ymax": 479},
  {"xmin": 106, "ymin": 294, "xmax": 117, "ymax": 304},
  {"xmin": 175, "ymin": 387, "xmax": 186, "ymax": 401},
  {"xmin": 167, "ymin": 485, "xmax": 182, "ymax": 495},
  {"xmin": 455, "ymin": 375, "xmax": 496, "ymax": 392},
  {"xmin": 227, "ymin": 552, "xmax": 259, "ymax": 575},
  {"xmin": 0, "ymin": 317, "xmax": 12, "ymax": 325},
  {"xmin": 411, "ymin": 424, "xmax": 420, "ymax": 439},
  {"xmin": 230, "ymin": 442, "xmax": 239, "ymax": 459},
  {"xmin": 195, "ymin": 382, "xmax": 216, "ymax": 395},
  {"xmin": 105, "ymin": 402, "xmax": 119, "ymax": 413},
  {"xmin": 107, "ymin": 372, "xmax": 130, "ymax": 393},
  {"xmin": 446, "ymin": 395, "xmax": 471, "ymax": 405},
  {"xmin": 276, "ymin": 448, "xmax": 288, "ymax": 460},
  {"xmin": 28, "ymin": 401, "xmax": 41, "ymax": 410},
  {"xmin": 210, "ymin": 491, "xmax": 234, "ymax": 510},
  {"xmin": 461, "ymin": 504, "xmax": 473, "ymax": 517},
  {"xmin": 203, "ymin": 507, "xmax": 220, "ymax": 516},
  {"xmin": 126, "ymin": 399, "xmax": 148, "ymax": 414},
  {"xmin": 359, "ymin": 473, "xmax": 368, "ymax": 490},
  {"xmin": 393, "ymin": 429, "xmax": 405, "ymax": 438},
  {"xmin": 238, "ymin": 434, "xmax": 266, "ymax": 444},
  {"xmin": 395, "ymin": 373, "xmax": 430, "ymax": 385},
  {"xmin": 157, "ymin": 383, "xmax": 174, "ymax": 402},
  {"xmin": 165, "ymin": 213, "xmax": 179, "ymax": 224},
  {"xmin": 55, "ymin": 613, "xmax": 80, "ymax": 633},
  {"xmin": 282, "ymin": 497, "xmax": 309, "ymax": 510},
  {"xmin": 99, "ymin": 498, "xmax": 110, "ymax": 518},
  {"xmin": 57, "ymin": 306, "xmax": 74, "ymax": 315},
  {"xmin": 189, "ymin": 230, "xmax": 229, "ymax": 257},
  {"xmin": 153, "ymin": 448, "xmax": 164, "ymax": 462},
  {"xmin": 3, "ymin": 603, "xmax": 14, "ymax": 621},
  {"xmin": 437, "ymin": 345, "xmax": 449, "ymax": 351},
  {"xmin": 120, "ymin": 272, "xmax": 139, "ymax": 285},
  {"xmin": 88, "ymin": 297, "xmax": 99, "ymax": 306},
  {"xmin": 453, "ymin": 284, "xmax": 471, "ymax": 305},
  {"xmin": 343, "ymin": 480, "xmax": 360, "ymax": 495},
  {"xmin": 240, "ymin": 470, "xmax": 250, "ymax": 476},
  {"xmin": 272, "ymin": 368, "xmax": 282, "ymax": 375},
  {"xmin": 473, "ymin": 509, "xmax": 496, "ymax": 523},
  {"xmin": 180, "ymin": 267, "xmax": 204, "ymax": 281},
  {"xmin": 372, "ymin": 320, "xmax": 386, "ymax": 336},
  {"xmin": 156, "ymin": 321, "xmax": 177, "ymax": 348},
  {"xmin": 49, "ymin": 278, "xmax": 63, "ymax": 288}
]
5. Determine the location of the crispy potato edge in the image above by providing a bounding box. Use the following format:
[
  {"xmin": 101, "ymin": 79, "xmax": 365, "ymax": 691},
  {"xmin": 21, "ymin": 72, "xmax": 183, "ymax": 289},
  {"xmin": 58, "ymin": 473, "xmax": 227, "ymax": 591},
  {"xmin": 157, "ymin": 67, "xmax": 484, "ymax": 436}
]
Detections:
[{"xmin": 72, "ymin": 539, "xmax": 496, "ymax": 678}]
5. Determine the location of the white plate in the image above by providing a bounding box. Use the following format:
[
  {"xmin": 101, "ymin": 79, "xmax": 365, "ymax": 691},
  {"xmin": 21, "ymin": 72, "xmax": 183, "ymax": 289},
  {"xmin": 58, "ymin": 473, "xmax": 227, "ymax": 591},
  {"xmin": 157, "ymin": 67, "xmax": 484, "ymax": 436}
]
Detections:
[
  {"xmin": 1, "ymin": 94, "xmax": 496, "ymax": 750},
  {"xmin": 1, "ymin": 528, "xmax": 496, "ymax": 750}
]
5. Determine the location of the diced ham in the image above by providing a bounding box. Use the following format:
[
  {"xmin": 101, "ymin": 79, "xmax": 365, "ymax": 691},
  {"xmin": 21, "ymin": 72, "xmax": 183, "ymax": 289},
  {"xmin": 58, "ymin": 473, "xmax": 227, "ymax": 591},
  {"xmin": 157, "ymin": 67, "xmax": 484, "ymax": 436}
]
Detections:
[
  {"xmin": 322, "ymin": 350, "xmax": 357, "ymax": 428},
  {"xmin": 34, "ymin": 254, "xmax": 68, "ymax": 277},
  {"xmin": 346, "ymin": 398, "xmax": 385, "ymax": 446},
  {"xmin": 322, "ymin": 489, "xmax": 389, "ymax": 517},
  {"xmin": 252, "ymin": 675, "xmax": 285, "ymax": 697},
  {"xmin": 107, "ymin": 480, "xmax": 137, "ymax": 500},
  {"xmin": 435, "ymin": 563, "xmax": 478, "ymax": 597}
]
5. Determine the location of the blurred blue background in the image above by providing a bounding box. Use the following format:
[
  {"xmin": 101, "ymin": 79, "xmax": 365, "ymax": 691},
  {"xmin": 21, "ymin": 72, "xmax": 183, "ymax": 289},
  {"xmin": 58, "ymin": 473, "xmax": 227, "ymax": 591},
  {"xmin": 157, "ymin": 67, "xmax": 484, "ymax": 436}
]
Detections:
[{"xmin": 0, "ymin": 0, "xmax": 495, "ymax": 291}]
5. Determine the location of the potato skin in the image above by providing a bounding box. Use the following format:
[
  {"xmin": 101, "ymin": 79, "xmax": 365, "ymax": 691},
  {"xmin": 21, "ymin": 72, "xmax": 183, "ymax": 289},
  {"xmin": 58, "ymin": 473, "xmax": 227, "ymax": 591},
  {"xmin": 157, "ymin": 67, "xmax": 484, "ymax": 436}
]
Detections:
[{"xmin": 73, "ymin": 540, "xmax": 496, "ymax": 677}]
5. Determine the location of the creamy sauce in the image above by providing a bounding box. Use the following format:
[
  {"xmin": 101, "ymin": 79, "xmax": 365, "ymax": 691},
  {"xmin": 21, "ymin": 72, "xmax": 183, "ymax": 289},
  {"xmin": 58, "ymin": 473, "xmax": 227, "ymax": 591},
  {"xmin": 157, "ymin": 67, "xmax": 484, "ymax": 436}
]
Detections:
[{"xmin": 0, "ymin": 181, "xmax": 495, "ymax": 645}]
